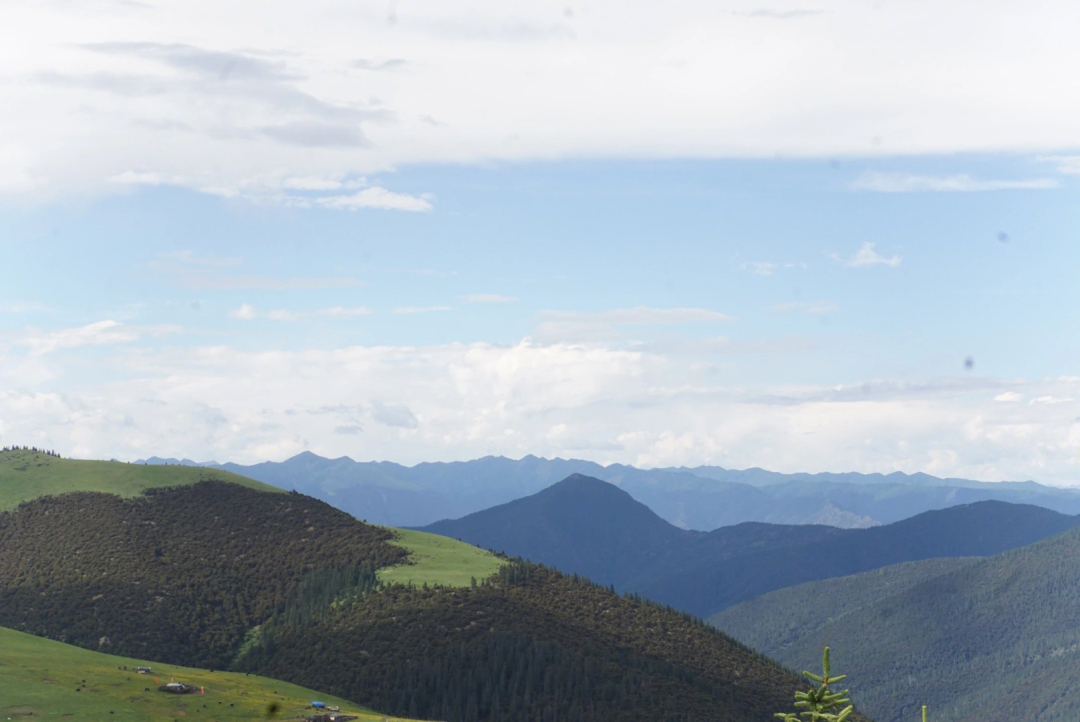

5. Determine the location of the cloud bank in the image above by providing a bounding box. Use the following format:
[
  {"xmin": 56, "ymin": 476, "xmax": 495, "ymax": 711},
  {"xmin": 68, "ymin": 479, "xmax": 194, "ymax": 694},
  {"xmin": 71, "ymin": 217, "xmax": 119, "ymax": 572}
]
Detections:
[
  {"xmin": 6, "ymin": 0, "xmax": 1080, "ymax": 202},
  {"xmin": 1, "ymin": 331, "xmax": 1078, "ymax": 485}
]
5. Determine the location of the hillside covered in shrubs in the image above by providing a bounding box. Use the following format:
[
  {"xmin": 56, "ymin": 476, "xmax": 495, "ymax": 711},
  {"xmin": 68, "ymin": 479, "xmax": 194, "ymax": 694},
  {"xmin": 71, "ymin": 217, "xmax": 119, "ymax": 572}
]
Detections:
[{"xmin": 0, "ymin": 472, "xmax": 828, "ymax": 722}]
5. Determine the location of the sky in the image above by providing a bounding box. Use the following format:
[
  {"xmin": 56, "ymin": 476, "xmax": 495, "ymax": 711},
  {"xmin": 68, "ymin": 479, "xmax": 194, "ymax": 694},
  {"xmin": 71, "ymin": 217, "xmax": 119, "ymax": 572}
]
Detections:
[{"xmin": 1, "ymin": 0, "xmax": 1079, "ymax": 483}]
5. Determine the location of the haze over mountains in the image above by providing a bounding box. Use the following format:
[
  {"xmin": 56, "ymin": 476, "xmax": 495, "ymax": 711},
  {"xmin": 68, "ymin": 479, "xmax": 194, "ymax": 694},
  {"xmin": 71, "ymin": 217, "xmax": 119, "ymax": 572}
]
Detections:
[
  {"xmin": 421, "ymin": 474, "xmax": 1080, "ymax": 618},
  {"xmin": 138, "ymin": 452, "xmax": 1080, "ymax": 530}
]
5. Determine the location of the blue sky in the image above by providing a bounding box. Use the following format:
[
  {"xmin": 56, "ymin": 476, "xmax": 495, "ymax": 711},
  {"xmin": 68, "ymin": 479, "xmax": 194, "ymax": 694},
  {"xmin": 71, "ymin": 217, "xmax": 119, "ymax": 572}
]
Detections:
[{"xmin": 1, "ymin": 0, "xmax": 1079, "ymax": 481}]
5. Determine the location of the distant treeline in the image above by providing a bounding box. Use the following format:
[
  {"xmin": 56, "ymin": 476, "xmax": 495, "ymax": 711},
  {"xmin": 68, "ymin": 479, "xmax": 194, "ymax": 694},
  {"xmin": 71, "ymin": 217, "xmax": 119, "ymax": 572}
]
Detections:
[{"xmin": 1, "ymin": 446, "xmax": 61, "ymax": 458}]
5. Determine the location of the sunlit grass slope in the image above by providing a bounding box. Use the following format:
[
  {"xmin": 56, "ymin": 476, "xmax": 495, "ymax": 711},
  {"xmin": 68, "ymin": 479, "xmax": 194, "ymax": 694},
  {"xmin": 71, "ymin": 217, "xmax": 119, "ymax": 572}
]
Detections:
[
  {"xmin": 379, "ymin": 528, "xmax": 505, "ymax": 587},
  {"xmin": 0, "ymin": 449, "xmax": 281, "ymax": 510},
  {"xmin": 0, "ymin": 625, "xmax": 415, "ymax": 722}
]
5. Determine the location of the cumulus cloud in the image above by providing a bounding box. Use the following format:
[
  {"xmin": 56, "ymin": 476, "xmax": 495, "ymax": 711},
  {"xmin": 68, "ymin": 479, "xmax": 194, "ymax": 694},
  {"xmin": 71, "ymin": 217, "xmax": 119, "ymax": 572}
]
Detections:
[
  {"xmin": 315, "ymin": 187, "xmax": 433, "ymax": 212},
  {"xmin": 833, "ymin": 242, "xmax": 901, "ymax": 268},
  {"xmin": 851, "ymin": 172, "xmax": 1058, "ymax": 193},
  {"xmin": 1, "ymin": 338, "xmax": 1079, "ymax": 485},
  {"xmin": 393, "ymin": 306, "xmax": 453, "ymax": 314}
]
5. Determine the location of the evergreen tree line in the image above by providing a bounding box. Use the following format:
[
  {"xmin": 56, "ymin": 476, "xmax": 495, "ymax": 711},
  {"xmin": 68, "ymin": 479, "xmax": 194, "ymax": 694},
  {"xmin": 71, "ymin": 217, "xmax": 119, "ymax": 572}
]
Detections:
[
  {"xmin": 0, "ymin": 481, "xmax": 407, "ymax": 669},
  {"xmin": 1, "ymin": 445, "xmax": 61, "ymax": 457},
  {"xmin": 236, "ymin": 559, "xmax": 811, "ymax": 722}
]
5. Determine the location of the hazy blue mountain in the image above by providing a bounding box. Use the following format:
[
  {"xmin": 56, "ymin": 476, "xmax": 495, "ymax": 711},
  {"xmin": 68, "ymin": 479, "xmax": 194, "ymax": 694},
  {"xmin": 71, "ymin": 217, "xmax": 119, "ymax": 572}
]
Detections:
[
  {"xmin": 135, "ymin": 452, "xmax": 1080, "ymax": 530},
  {"xmin": 711, "ymin": 527, "xmax": 1080, "ymax": 722},
  {"xmin": 421, "ymin": 474, "xmax": 1080, "ymax": 618}
]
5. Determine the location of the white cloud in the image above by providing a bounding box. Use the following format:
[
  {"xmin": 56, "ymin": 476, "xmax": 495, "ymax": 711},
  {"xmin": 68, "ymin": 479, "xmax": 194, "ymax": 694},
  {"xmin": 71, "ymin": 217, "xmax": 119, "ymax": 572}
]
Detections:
[
  {"xmin": 393, "ymin": 306, "xmax": 453, "ymax": 314},
  {"xmin": 1038, "ymin": 155, "xmax": 1080, "ymax": 175},
  {"xmin": 315, "ymin": 187, "xmax": 433, "ymax": 212},
  {"xmin": 229, "ymin": 304, "xmax": 258, "ymax": 320},
  {"xmin": 319, "ymin": 306, "xmax": 372, "ymax": 317},
  {"xmin": 2, "ymin": 338, "xmax": 1080, "ymax": 485},
  {"xmin": 8, "ymin": 1, "xmax": 1080, "ymax": 203},
  {"xmin": 995, "ymin": 392, "xmax": 1023, "ymax": 402},
  {"xmin": 1029, "ymin": 396, "xmax": 1075, "ymax": 405},
  {"xmin": 739, "ymin": 261, "xmax": 777, "ymax": 276},
  {"xmin": 851, "ymin": 172, "xmax": 1058, "ymax": 193},
  {"xmin": 15, "ymin": 320, "xmax": 178, "ymax": 355},
  {"xmin": 833, "ymin": 242, "xmax": 901, "ymax": 268},
  {"xmin": 266, "ymin": 309, "xmax": 303, "ymax": 322},
  {"xmin": 229, "ymin": 304, "xmax": 373, "ymax": 321},
  {"xmin": 461, "ymin": 294, "xmax": 518, "ymax": 304}
]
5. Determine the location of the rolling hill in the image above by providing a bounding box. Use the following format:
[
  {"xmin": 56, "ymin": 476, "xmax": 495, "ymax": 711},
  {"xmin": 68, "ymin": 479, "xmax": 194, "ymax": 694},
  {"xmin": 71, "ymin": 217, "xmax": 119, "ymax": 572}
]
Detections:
[
  {"xmin": 0, "ymin": 450, "xmax": 819, "ymax": 722},
  {"xmin": 422, "ymin": 474, "xmax": 1080, "ymax": 617},
  {"xmin": 152, "ymin": 451, "xmax": 1080, "ymax": 530},
  {"xmin": 0, "ymin": 447, "xmax": 279, "ymax": 511},
  {"xmin": 0, "ymin": 624, "xmax": 406, "ymax": 722},
  {"xmin": 711, "ymin": 527, "xmax": 1080, "ymax": 722}
]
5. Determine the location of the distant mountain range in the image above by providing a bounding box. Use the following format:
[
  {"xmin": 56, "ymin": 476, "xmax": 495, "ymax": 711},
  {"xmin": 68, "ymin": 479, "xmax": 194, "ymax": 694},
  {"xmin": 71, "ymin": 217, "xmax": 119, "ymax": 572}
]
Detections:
[
  {"xmin": 137, "ymin": 452, "xmax": 1080, "ymax": 530},
  {"xmin": 420, "ymin": 474, "xmax": 1080, "ymax": 618},
  {"xmin": 712, "ymin": 526, "xmax": 1080, "ymax": 722}
]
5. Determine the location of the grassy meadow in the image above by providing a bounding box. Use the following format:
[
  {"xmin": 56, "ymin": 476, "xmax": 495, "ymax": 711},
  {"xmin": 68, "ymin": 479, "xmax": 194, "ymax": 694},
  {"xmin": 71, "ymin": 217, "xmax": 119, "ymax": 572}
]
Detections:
[
  {"xmin": 0, "ymin": 450, "xmax": 280, "ymax": 511},
  {"xmin": 0, "ymin": 625, "xmax": 417, "ymax": 722},
  {"xmin": 379, "ymin": 528, "xmax": 505, "ymax": 587}
]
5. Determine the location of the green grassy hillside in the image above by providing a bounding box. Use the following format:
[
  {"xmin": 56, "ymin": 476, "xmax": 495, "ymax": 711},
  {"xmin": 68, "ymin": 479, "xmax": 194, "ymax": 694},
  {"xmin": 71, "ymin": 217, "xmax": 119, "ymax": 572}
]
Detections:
[
  {"xmin": 0, "ymin": 448, "xmax": 504, "ymax": 591},
  {"xmin": 0, "ymin": 449, "xmax": 281, "ymax": 510},
  {"xmin": 0, "ymin": 625, "xmax": 414, "ymax": 722},
  {"xmin": 711, "ymin": 527, "xmax": 1080, "ymax": 722},
  {"xmin": 379, "ymin": 528, "xmax": 504, "ymax": 587}
]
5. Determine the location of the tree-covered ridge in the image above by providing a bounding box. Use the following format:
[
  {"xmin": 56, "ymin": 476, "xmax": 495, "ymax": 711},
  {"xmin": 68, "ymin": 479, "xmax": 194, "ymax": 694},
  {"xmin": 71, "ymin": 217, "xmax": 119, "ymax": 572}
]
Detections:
[
  {"xmin": 714, "ymin": 526, "xmax": 1080, "ymax": 722},
  {"xmin": 237, "ymin": 561, "xmax": 867, "ymax": 722},
  {"xmin": 0, "ymin": 481, "xmax": 407, "ymax": 669},
  {"xmin": 422, "ymin": 474, "xmax": 1080, "ymax": 617},
  {"xmin": 0, "ymin": 448, "xmax": 281, "ymax": 511}
]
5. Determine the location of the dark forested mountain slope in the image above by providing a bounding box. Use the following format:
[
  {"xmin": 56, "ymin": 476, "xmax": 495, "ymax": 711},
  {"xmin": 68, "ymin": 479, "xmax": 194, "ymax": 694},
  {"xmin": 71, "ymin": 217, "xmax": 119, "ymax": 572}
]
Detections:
[
  {"xmin": 423, "ymin": 474, "xmax": 704, "ymax": 584},
  {"xmin": 423, "ymin": 475, "xmax": 1080, "ymax": 617},
  {"xmin": 153, "ymin": 451, "xmax": 1080, "ymax": 529},
  {"xmin": 0, "ymin": 478, "xmax": 825, "ymax": 722},
  {"xmin": 0, "ymin": 481, "xmax": 406, "ymax": 668},
  {"xmin": 712, "ymin": 527, "xmax": 1080, "ymax": 722},
  {"xmin": 236, "ymin": 561, "xmax": 837, "ymax": 722}
]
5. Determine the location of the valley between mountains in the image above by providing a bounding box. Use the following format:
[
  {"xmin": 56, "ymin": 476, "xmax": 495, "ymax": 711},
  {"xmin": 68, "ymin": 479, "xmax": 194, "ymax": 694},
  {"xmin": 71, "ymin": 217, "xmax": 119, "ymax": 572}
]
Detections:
[{"xmin": 6, "ymin": 447, "xmax": 1080, "ymax": 722}]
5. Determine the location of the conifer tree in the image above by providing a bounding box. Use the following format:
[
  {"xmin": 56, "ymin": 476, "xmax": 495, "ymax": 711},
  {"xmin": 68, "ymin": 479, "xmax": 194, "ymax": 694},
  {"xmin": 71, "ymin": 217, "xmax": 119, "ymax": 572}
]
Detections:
[{"xmin": 775, "ymin": 647, "xmax": 853, "ymax": 722}]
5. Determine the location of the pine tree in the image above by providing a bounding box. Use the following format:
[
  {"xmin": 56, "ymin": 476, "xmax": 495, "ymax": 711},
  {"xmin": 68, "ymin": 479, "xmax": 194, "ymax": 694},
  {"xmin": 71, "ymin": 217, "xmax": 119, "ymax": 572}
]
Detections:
[{"xmin": 774, "ymin": 647, "xmax": 852, "ymax": 722}]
